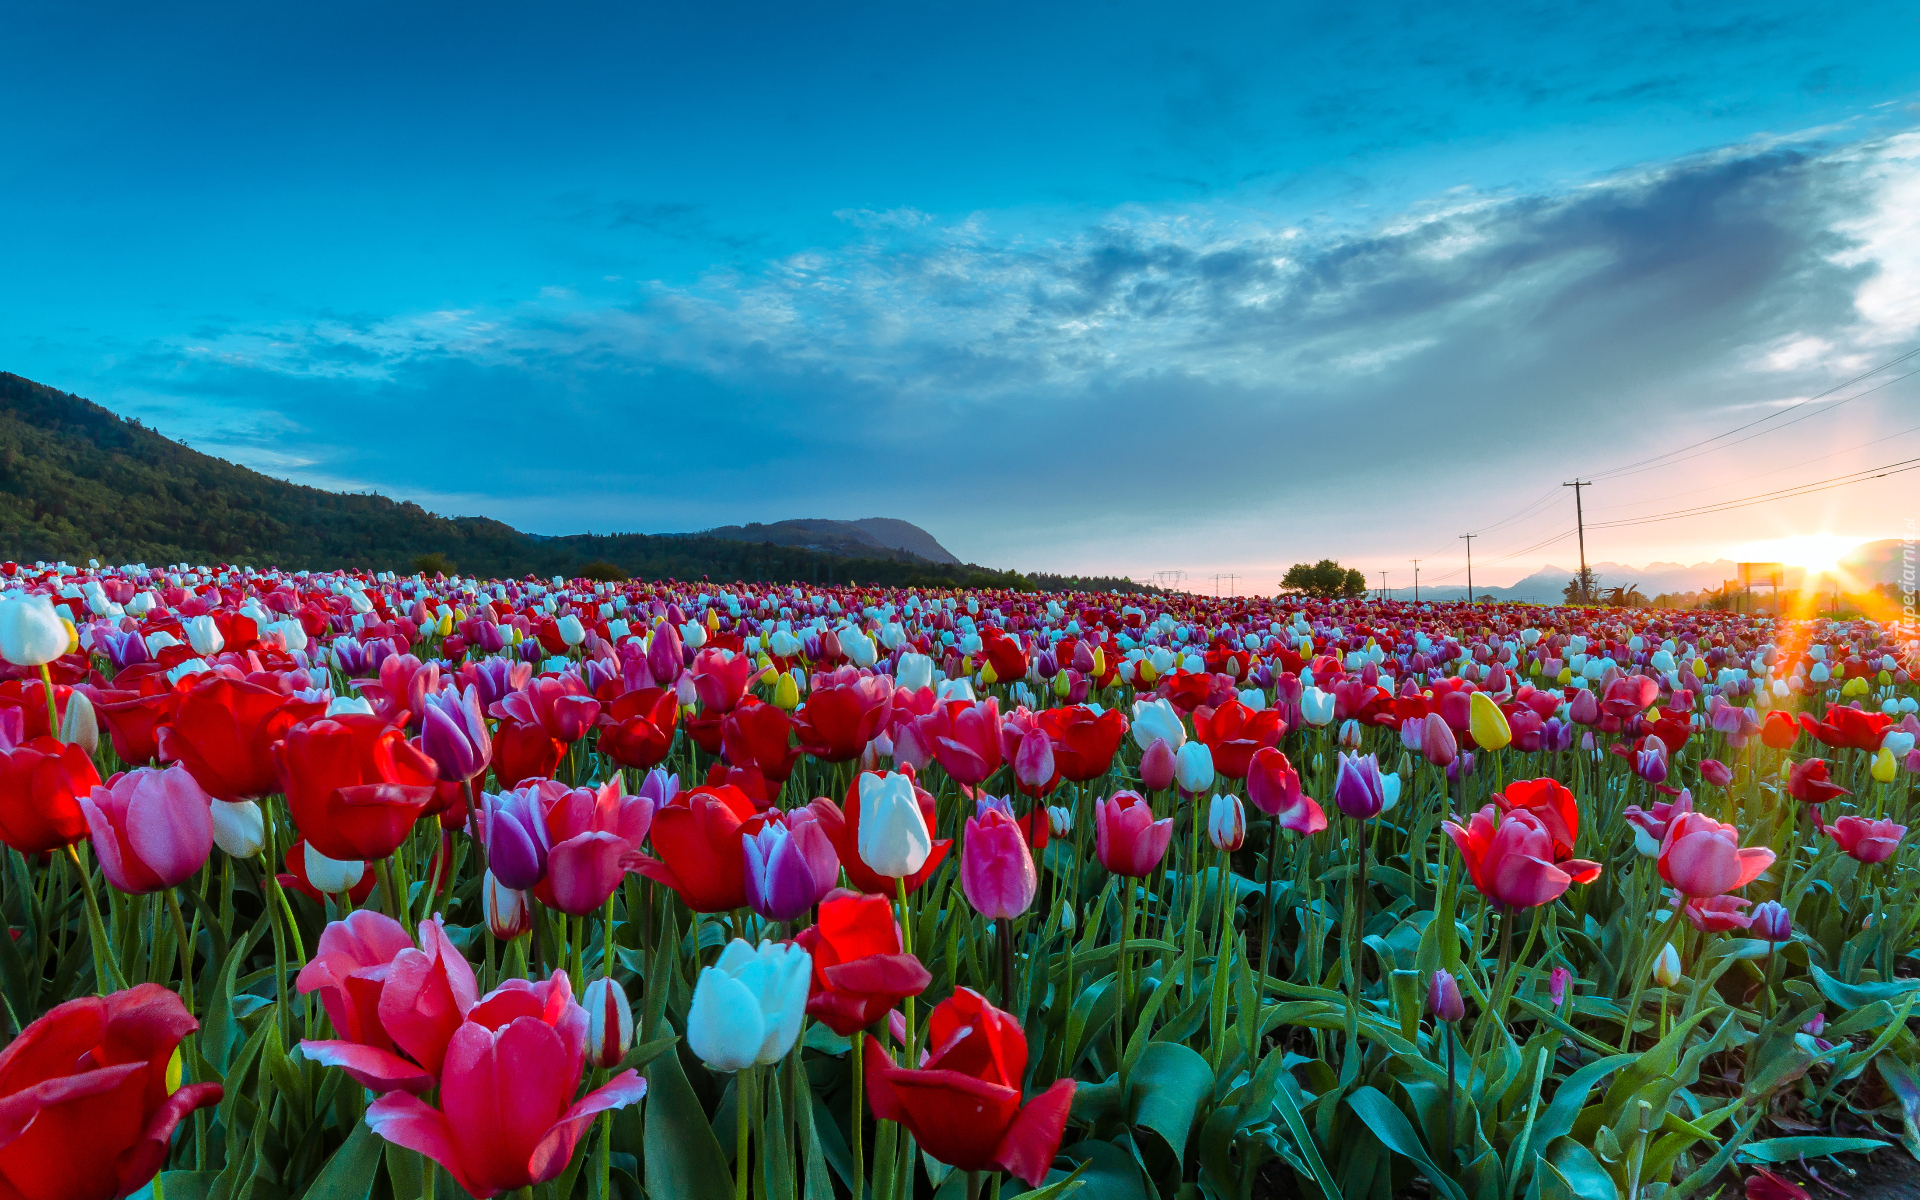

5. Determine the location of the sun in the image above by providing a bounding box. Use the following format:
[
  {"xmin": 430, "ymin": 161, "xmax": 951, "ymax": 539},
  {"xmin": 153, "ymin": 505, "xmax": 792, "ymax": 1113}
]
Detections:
[{"xmin": 1734, "ymin": 533, "xmax": 1863, "ymax": 577}]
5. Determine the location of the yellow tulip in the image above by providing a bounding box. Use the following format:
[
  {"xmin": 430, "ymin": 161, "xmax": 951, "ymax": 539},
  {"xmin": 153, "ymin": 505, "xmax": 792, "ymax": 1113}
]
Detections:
[
  {"xmin": 1691, "ymin": 658, "xmax": 1708, "ymax": 679},
  {"xmin": 707, "ymin": 609, "xmax": 720, "ymax": 631},
  {"xmin": 1469, "ymin": 691, "xmax": 1512, "ymax": 751},
  {"xmin": 1556, "ymin": 667, "xmax": 1574, "ymax": 686},
  {"xmin": 772, "ymin": 671, "xmax": 801, "ymax": 710},
  {"xmin": 1137, "ymin": 660, "xmax": 1159, "ymax": 685},
  {"xmin": 166, "ymin": 1047, "xmax": 184, "ymax": 1094},
  {"xmin": 1091, "ymin": 647, "xmax": 1106, "ymax": 678},
  {"xmin": 1841, "ymin": 676, "xmax": 1869, "ymax": 697},
  {"xmin": 1872, "ymin": 747, "xmax": 1897, "ymax": 784},
  {"xmin": 961, "ymin": 655, "xmax": 974, "ymax": 677},
  {"xmin": 980, "ymin": 661, "xmax": 1000, "ymax": 686},
  {"xmin": 1052, "ymin": 671, "xmax": 1071, "ymax": 697},
  {"xmin": 437, "ymin": 613, "xmax": 454, "ymax": 637}
]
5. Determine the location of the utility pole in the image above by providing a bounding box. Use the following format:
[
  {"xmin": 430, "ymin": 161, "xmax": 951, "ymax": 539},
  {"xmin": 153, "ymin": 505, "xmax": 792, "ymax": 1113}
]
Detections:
[
  {"xmin": 1410, "ymin": 559, "xmax": 1422, "ymax": 604},
  {"xmin": 1378, "ymin": 570, "xmax": 1389, "ymax": 601},
  {"xmin": 1460, "ymin": 534, "xmax": 1475, "ymax": 605},
  {"xmin": 1563, "ymin": 480, "xmax": 1591, "ymax": 604}
]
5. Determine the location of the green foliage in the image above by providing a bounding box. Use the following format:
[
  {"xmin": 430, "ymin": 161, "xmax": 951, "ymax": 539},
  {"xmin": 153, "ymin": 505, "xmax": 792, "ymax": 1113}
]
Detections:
[{"xmin": 1280, "ymin": 558, "xmax": 1367, "ymax": 598}]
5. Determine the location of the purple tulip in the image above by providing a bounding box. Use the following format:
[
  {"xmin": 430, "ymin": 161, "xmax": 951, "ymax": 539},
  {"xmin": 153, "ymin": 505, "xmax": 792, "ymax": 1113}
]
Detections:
[
  {"xmin": 742, "ymin": 810, "xmax": 840, "ymax": 922},
  {"xmin": 1421, "ymin": 715, "xmax": 1458, "ymax": 767},
  {"xmin": 1633, "ymin": 743, "xmax": 1668, "ymax": 785},
  {"xmin": 637, "ymin": 767, "xmax": 680, "ymax": 806},
  {"xmin": 1428, "ymin": 971, "xmax": 1464, "ymax": 1022},
  {"xmin": 1544, "ymin": 716, "xmax": 1574, "ymax": 753},
  {"xmin": 1549, "ymin": 966, "xmax": 1572, "ymax": 1009},
  {"xmin": 420, "ymin": 685, "xmax": 492, "ymax": 783},
  {"xmin": 1333, "ymin": 752, "xmax": 1386, "ymax": 820},
  {"xmin": 1446, "ymin": 752, "xmax": 1477, "ymax": 783},
  {"xmin": 99, "ymin": 630, "xmax": 151, "ymax": 671},
  {"xmin": 1752, "ymin": 900, "xmax": 1791, "ymax": 944},
  {"xmin": 482, "ymin": 782, "xmax": 555, "ymax": 889}
]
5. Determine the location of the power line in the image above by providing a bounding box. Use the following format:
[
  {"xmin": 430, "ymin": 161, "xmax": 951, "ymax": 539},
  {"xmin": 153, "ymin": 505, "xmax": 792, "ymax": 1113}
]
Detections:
[
  {"xmin": 1590, "ymin": 415, "xmax": 1920, "ymax": 513},
  {"xmin": 1586, "ymin": 454, "xmax": 1920, "ymax": 529},
  {"xmin": 1585, "ymin": 344, "xmax": 1920, "ymax": 481}
]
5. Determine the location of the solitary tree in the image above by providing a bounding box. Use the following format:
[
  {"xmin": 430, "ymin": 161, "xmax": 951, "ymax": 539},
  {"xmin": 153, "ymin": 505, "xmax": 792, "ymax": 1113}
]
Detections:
[
  {"xmin": 1561, "ymin": 567, "xmax": 1600, "ymax": 606},
  {"xmin": 1281, "ymin": 559, "xmax": 1369, "ymax": 599}
]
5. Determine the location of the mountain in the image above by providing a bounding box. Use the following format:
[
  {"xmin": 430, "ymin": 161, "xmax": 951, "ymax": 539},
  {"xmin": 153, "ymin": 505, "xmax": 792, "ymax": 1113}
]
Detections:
[
  {"xmin": 0, "ymin": 371, "xmax": 1033, "ymax": 589},
  {"xmin": 694, "ymin": 518, "xmax": 961, "ymax": 564},
  {"xmin": 1414, "ymin": 543, "xmax": 1910, "ymax": 603}
]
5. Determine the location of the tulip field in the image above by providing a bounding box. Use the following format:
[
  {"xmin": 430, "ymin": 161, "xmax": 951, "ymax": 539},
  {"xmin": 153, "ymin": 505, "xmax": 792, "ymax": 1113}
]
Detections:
[{"xmin": 1, "ymin": 562, "xmax": 1918, "ymax": 1200}]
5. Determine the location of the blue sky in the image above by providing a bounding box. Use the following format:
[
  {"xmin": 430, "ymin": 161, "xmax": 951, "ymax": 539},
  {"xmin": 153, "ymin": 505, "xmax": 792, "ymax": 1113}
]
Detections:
[{"xmin": 6, "ymin": 1, "xmax": 1920, "ymax": 585}]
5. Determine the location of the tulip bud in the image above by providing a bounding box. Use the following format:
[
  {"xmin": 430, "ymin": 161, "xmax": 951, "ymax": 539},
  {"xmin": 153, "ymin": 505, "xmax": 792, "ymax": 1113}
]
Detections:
[
  {"xmin": 1428, "ymin": 971, "xmax": 1464, "ymax": 1022},
  {"xmin": 772, "ymin": 671, "xmax": 801, "ymax": 710},
  {"xmin": 1337, "ymin": 718, "xmax": 1364, "ymax": 750},
  {"xmin": 1652, "ymin": 942, "xmax": 1681, "ymax": 988},
  {"xmin": 1057, "ymin": 899, "xmax": 1075, "ymax": 931},
  {"xmin": 1871, "ymin": 747, "xmax": 1897, "ymax": 784},
  {"xmin": 1751, "ymin": 899, "xmax": 1791, "ymax": 944},
  {"xmin": 1468, "ymin": 691, "xmax": 1512, "ymax": 751},
  {"xmin": 59, "ymin": 690, "xmax": 97, "ymax": 754},
  {"xmin": 184, "ymin": 614, "xmax": 225, "ymax": 656},
  {"xmin": 303, "ymin": 842, "xmax": 366, "ymax": 895},
  {"xmin": 1207, "ymin": 794, "xmax": 1246, "ymax": 851},
  {"xmin": 1549, "ymin": 966, "xmax": 1571, "ymax": 1009},
  {"xmin": 210, "ymin": 799, "xmax": 266, "ymax": 857},
  {"xmin": 1140, "ymin": 739, "xmax": 1177, "ymax": 791},
  {"xmin": 585, "ymin": 977, "xmax": 635, "ymax": 1070},
  {"xmin": 1174, "ymin": 741, "xmax": 1215, "ymax": 793},
  {"xmin": 484, "ymin": 870, "xmax": 533, "ymax": 939},
  {"xmin": 856, "ymin": 771, "xmax": 931, "ymax": 879},
  {"xmin": 1046, "ymin": 804, "xmax": 1073, "ymax": 836},
  {"xmin": 1698, "ymin": 758, "xmax": 1733, "ymax": 788},
  {"xmin": 1014, "ymin": 731, "xmax": 1056, "ymax": 791}
]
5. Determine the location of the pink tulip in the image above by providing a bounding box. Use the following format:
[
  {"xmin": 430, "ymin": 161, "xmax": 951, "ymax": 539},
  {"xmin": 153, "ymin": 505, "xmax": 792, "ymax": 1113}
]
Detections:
[
  {"xmin": 532, "ymin": 778, "xmax": 656, "ymax": 915},
  {"xmin": 919, "ymin": 699, "xmax": 1003, "ymax": 786},
  {"xmin": 1827, "ymin": 815, "xmax": 1906, "ymax": 865},
  {"xmin": 79, "ymin": 765, "xmax": 215, "ymax": 893},
  {"xmin": 1657, "ymin": 812, "xmax": 1773, "ymax": 898},
  {"xmin": 1421, "ymin": 715, "xmax": 1458, "ymax": 767},
  {"xmin": 961, "ymin": 805, "xmax": 1037, "ymax": 919},
  {"xmin": 1442, "ymin": 806, "xmax": 1595, "ymax": 909},
  {"xmin": 1698, "ymin": 759, "xmax": 1733, "ymax": 788},
  {"xmin": 1245, "ymin": 746, "xmax": 1325, "ymax": 834},
  {"xmin": 298, "ymin": 913, "xmax": 478, "ymax": 1094},
  {"xmin": 366, "ymin": 971, "xmax": 647, "ymax": 1197},
  {"xmin": 1139, "ymin": 739, "xmax": 1176, "ymax": 792},
  {"xmin": 691, "ymin": 648, "xmax": 757, "ymax": 713},
  {"xmin": 1094, "ymin": 791, "xmax": 1172, "ymax": 879},
  {"xmin": 1682, "ymin": 894, "xmax": 1753, "ymax": 932},
  {"xmin": 1012, "ymin": 726, "xmax": 1056, "ymax": 793}
]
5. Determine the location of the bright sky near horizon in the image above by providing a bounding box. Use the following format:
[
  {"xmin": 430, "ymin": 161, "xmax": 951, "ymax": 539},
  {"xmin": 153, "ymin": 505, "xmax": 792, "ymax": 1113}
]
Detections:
[{"xmin": 5, "ymin": 1, "xmax": 1920, "ymax": 587}]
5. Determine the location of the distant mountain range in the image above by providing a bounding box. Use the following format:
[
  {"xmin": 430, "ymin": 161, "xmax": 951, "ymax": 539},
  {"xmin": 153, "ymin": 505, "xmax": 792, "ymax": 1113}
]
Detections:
[
  {"xmin": 1407, "ymin": 542, "xmax": 1910, "ymax": 602},
  {"xmin": 0, "ymin": 371, "xmax": 1030, "ymax": 588},
  {"xmin": 695, "ymin": 518, "xmax": 961, "ymax": 564}
]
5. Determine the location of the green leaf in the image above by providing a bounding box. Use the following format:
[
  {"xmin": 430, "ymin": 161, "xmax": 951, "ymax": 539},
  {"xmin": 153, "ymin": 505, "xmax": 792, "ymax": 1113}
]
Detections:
[
  {"xmin": 1128, "ymin": 1042, "xmax": 1213, "ymax": 1166},
  {"xmin": 1271, "ymin": 1069, "xmax": 1339, "ymax": 1200},
  {"xmin": 1530, "ymin": 1054, "xmax": 1635, "ymax": 1148},
  {"xmin": 644, "ymin": 1027, "xmax": 735, "ymax": 1200},
  {"xmin": 1875, "ymin": 1057, "xmax": 1920, "ymax": 1161},
  {"xmin": 300, "ymin": 1119, "xmax": 383, "ymax": 1200},
  {"xmin": 1736, "ymin": 1136, "xmax": 1889, "ymax": 1163},
  {"xmin": 1345, "ymin": 1085, "xmax": 1467, "ymax": 1200},
  {"xmin": 1003, "ymin": 1162, "xmax": 1088, "ymax": 1199},
  {"xmin": 384, "ymin": 1143, "xmax": 424, "ymax": 1200},
  {"xmin": 127, "ymin": 1171, "xmax": 224, "ymax": 1200},
  {"xmin": 1808, "ymin": 964, "xmax": 1920, "ymax": 1010},
  {"xmin": 1053, "ymin": 1140, "xmax": 1150, "ymax": 1200},
  {"xmin": 1537, "ymin": 1139, "xmax": 1615, "ymax": 1200}
]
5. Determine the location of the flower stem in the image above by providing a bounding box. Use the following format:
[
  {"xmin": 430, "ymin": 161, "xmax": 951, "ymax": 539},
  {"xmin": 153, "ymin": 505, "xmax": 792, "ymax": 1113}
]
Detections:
[
  {"xmin": 38, "ymin": 664, "xmax": 60, "ymax": 741},
  {"xmin": 851, "ymin": 1031, "xmax": 867, "ymax": 1200},
  {"xmin": 64, "ymin": 845, "xmax": 125, "ymax": 992}
]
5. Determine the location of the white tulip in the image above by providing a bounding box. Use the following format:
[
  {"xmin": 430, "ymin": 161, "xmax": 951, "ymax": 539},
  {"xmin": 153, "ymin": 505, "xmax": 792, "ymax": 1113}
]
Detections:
[
  {"xmin": 304, "ymin": 843, "xmax": 365, "ymax": 894},
  {"xmin": 856, "ymin": 771, "xmax": 930, "ymax": 879},
  {"xmin": 210, "ymin": 799, "xmax": 266, "ymax": 857},
  {"xmin": 1130, "ymin": 697, "xmax": 1187, "ymax": 753},
  {"xmin": 0, "ymin": 595, "xmax": 70, "ymax": 667},
  {"xmin": 687, "ymin": 939, "xmax": 811, "ymax": 1072}
]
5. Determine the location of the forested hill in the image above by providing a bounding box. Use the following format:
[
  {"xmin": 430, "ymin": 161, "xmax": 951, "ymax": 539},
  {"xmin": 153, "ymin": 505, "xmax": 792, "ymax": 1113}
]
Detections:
[{"xmin": 0, "ymin": 372, "xmax": 1038, "ymax": 589}]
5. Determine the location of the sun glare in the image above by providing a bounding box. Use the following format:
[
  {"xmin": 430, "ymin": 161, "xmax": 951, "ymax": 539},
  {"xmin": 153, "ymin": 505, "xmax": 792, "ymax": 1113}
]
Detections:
[{"xmin": 1735, "ymin": 533, "xmax": 1863, "ymax": 576}]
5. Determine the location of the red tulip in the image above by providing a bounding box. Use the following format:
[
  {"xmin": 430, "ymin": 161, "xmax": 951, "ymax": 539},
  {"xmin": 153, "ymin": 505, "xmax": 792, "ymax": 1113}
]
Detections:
[
  {"xmin": 1600, "ymin": 675, "xmax": 1659, "ymax": 721},
  {"xmin": 794, "ymin": 674, "xmax": 894, "ymax": 762},
  {"xmin": 792, "ymin": 889, "xmax": 931, "ymax": 1036},
  {"xmin": 273, "ymin": 714, "xmax": 440, "ymax": 862},
  {"xmin": 808, "ymin": 776, "xmax": 952, "ymax": 896},
  {"xmin": 1193, "ymin": 699, "xmax": 1283, "ymax": 780},
  {"xmin": 861, "ymin": 988, "xmax": 1074, "ymax": 1186},
  {"xmin": 722, "ymin": 698, "xmax": 801, "ymax": 784},
  {"xmin": 158, "ymin": 675, "xmax": 323, "ymax": 801},
  {"xmin": 298, "ymin": 912, "xmax": 478, "ymax": 1094},
  {"xmin": 1442, "ymin": 806, "xmax": 1598, "ymax": 909},
  {"xmin": 1244, "ymin": 746, "xmax": 1326, "ymax": 834},
  {"xmin": 365, "ymin": 971, "xmax": 647, "ymax": 1197},
  {"xmin": 92, "ymin": 689, "xmax": 179, "ymax": 766},
  {"xmin": 1759, "ymin": 710, "xmax": 1800, "ymax": 751},
  {"xmin": 1094, "ymin": 790, "xmax": 1172, "ymax": 879},
  {"xmin": 1037, "ymin": 705, "xmax": 1127, "ymax": 782},
  {"xmin": 0, "ymin": 736, "xmax": 100, "ymax": 854},
  {"xmin": 1786, "ymin": 758, "xmax": 1849, "ymax": 806},
  {"xmin": 1492, "ymin": 778, "xmax": 1585, "ymax": 865},
  {"xmin": 1657, "ymin": 812, "xmax": 1773, "ymax": 898},
  {"xmin": 631, "ymin": 784, "xmax": 761, "ymax": 912},
  {"xmin": 1827, "ymin": 815, "xmax": 1906, "ymax": 864},
  {"xmin": 490, "ymin": 718, "xmax": 564, "ymax": 789},
  {"xmin": 0, "ymin": 983, "xmax": 222, "ymax": 1200},
  {"xmin": 595, "ymin": 687, "xmax": 679, "ymax": 770},
  {"xmin": 1805, "ymin": 705, "xmax": 1892, "ymax": 752}
]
